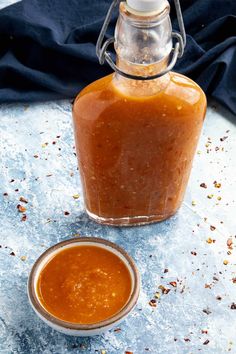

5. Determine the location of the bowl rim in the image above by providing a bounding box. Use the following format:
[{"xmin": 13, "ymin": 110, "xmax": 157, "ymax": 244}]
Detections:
[{"xmin": 28, "ymin": 237, "xmax": 140, "ymax": 331}]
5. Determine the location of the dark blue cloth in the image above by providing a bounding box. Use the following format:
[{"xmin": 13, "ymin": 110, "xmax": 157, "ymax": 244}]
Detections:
[{"xmin": 0, "ymin": 0, "xmax": 236, "ymax": 114}]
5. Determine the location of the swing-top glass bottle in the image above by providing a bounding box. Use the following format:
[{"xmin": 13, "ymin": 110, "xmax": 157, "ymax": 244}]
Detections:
[{"xmin": 72, "ymin": 0, "xmax": 207, "ymax": 226}]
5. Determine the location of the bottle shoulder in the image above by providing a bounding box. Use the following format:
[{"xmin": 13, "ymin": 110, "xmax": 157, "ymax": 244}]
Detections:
[
  {"xmin": 167, "ymin": 71, "xmax": 207, "ymax": 107},
  {"xmin": 73, "ymin": 71, "xmax": 206, "ymax": 111}
]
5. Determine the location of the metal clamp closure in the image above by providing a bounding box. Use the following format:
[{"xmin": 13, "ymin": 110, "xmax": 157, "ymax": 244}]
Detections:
[{"xmin": 96, "ymin": 0, "xmax": 186, "ymax": 80}]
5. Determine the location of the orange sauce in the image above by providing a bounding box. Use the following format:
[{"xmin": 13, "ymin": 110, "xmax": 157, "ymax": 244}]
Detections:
[
  {"xmin": 37, "ymin": 245, "xmax": 132, "ymax": 324},
  {"xmin": 73, "ymin": 73, "xmax": 206, "ymax": 223}
]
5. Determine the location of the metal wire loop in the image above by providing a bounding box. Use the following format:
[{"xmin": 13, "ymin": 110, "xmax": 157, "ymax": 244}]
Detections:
[{"xmin": 96, "ymin": 0, "xmax": 186, "ymax": 80}]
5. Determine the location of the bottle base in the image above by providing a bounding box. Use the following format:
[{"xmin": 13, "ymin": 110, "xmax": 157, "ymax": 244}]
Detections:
[{"xmin": 86, "ymin": 209, "xmax": 176, "ymax": 227}]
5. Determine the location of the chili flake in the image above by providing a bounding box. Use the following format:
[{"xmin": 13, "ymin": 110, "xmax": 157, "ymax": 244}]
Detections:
[
  {"xmin": 200, "ymin": 183, "xmax": 207, "ymax": 188},
  {"xmin": 210, "ymin": 225, "xmax": 216, "ymax": 231},
  {"xmin": 216, "ymin": 295, "xmax": 222, "ymax": 300},
  {"xmin": 10, "ymin": 252, "xmax": 15, "ymax": 256},
  {"xmin": 3, "ymin": 192, "xmax": 8, "ymax": 196},
  {"xmin": 19, "ymin": 196, "xmax": 28, "ymax": 204},
  {"xmin": 21, "ymin": 214, "xmax": 27, "ymax": 222},
  {"xmin": 64, "ymin": 211, "xmax": 70, "ymax": 216},
  {"xmin": 232, "ymin": 278, "xmax": 236, "ymax": 284},
  {"xmin": 169, "ymin": 281, "xmax": 177, "ymax": 287},
  {"xmin": 17, "ymin": 204, "xmax": 27, "ymax": 213},
  {"xmin": 158, "ymin": 285, "xmax": 170, "ymax": 294},
  {"xmin": 205, "ymin": 284, "xmax": 211, "ymax": 289},
  {"xmin": 227, "ymin": 238, "xmax": 233, "ymax": 248},
  {"xmin": 220, "ymin": 136, "xmax": 228, "ymax": 142},
  {"xmin": 149, "ymin": 299, "xmax": 157, "ymax": 307},
  {"xmin": 230, "ymin": 303, "xmax": 236, "ymax": 310},
  {"xmin": 114, "ymin": 328, "xmax": 121, "ymax": 332}
]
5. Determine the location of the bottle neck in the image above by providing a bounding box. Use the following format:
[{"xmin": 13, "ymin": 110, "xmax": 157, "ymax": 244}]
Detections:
[{"xmin": 113, "ymin": 1, "xmax": 172, "ymax": 95}]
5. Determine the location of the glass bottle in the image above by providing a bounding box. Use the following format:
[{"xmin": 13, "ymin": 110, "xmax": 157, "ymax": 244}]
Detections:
[{"xmin": 72, "ymin": 0, "xmax": 207, "ymax": 226}]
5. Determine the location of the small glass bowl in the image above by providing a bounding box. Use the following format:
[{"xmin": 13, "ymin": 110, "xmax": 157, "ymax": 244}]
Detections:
[{"xmin": 28, "ymin": 237, "xmax": 140, "ymax": 336}]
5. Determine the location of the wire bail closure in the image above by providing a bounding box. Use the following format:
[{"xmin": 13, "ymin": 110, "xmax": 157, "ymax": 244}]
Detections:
[{"xmin": 96, "ymin": 0, "xmax": 186, "ymax": 81}]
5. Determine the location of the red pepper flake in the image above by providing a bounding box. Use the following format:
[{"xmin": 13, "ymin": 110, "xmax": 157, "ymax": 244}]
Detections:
[
  {"xmin": 210, "ymin": 225, "xmax": 216, "ymax": 231},
  {"xmin": 64, "ymin": 211, "xmax": 70, "ymax": 216},
  {"xmin": 56, "ymin": 135, "xmax": 61, "ymax": 138},
  {"xmin": 10, "ymin": 179, "xmax": 15, "ymax": 183},
  {"xmin": 158, "ymin": 285, "xmax": 171, "ymax": 294},
  {"xmin": 125, "ymin": 352, "xmax": 133, "ymax": 354},
  {"xmin": 169, "ymin": 281, "xmax": 177, "ymax": 287},
  {"xmin": 10, "ymin": 252, "xmax": 15, "ymax": 256},
  {"xmin": 33, "ymin": 155, "xmax": 39, "ymax": 158},
  {"xmin": 200, "ymin": 183, "xmax": 207, "ymax": 188},
  {"xmin": 164, "ymin": 268, "xmax": 169, "ymax": 273},
  {"xmin": 52, "ymin": 141, "xmax": 56, "ymax": 145},
  {"xmin": 216, "ymin": 295, "xmax": 222, "ymax": 300},
  {"xmin": 230, "ymin": 303, "xmax": 236, "ymax": 310},
  {"xmin": 17, "ymin": 204, "xmax": 27, "ymax": 213},
  {"xmin": 15, "ymin": 189, "xmax": 19, "ymax": 192},
  {"xmin": 149, "ymin": 299, "xmax": 157, "ymax": 307},
  {"xmin": 205, "ymin": 284, "xmax": 211, "ymax": 289},
  {"xmin": 191, "ymin": 251, "xmax": 197, "ymax": 256},
  {"xmin": 227, "ymin": 238, "xmax": 233, "ymax": 248},
  {"xmin": 21, "ymin": 214, "xmax": 27, "ymax": 222},
  {"xmin": 203, "ymin": 308, "xmax": 211, "ymax": 315},
  {"xmin": 19, "ymin": 196, "xmax": 28, "ymax": 204},
  {"xmin": 220, "ymin": 136, "xmax": 228, "ymax": 142},
  {"xmin": 114, "ymin": 328, "xmax": 121, "ymax": 332},
  {"xmin": 46, "ymin": 174, "xmax": 53, "ymax": 177},
  {"xmin": 3, "ymin": 192, "xmax": 8, "ymax": 196},
  {"xmin": 232, "ymin": 278, "xmax": 236, "ymax": 284},
  {"xmin": 201, "ymin": 330, "xmax": 208, "ymax": 334},
  {"xmin": 184, "ymin": 338, "xmax": 190, "ymax": 342},
  {"xmin": 203, "ymin": 340, "xmax": 210, "ymax": 345}
]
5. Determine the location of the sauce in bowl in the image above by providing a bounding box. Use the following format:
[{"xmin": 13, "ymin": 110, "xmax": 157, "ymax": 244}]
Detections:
[{"xmin": 37, "ymin": 244, "xmax": 132, "ymax": 324}]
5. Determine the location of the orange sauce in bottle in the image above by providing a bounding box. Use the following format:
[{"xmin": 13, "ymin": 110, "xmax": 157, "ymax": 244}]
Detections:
[
  {"xmin": 73, "ymin": 72, "xmax": 206, "ymax": 225},
  {"xmin": 37, "ymin": 245, "xmax": 132, "ymax": 324}
]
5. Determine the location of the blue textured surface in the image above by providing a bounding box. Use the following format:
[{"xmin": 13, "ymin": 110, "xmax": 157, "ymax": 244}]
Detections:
[{"xmin": 1, "ymin": 98, "xmax": 236, "ymax": 354}]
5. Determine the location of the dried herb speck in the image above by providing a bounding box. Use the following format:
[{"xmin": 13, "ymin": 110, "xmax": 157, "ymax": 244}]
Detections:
[
  {"xmin": 230, "ymin": 303, "xmax": 236, "ymax": 310},
  {"xmin": 203, "ymin": 340, "xmax": 210, "ymax": 345},
  {"xmin": 203, "ymin": 308, "xmax": 211, "ymax": 315}
]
